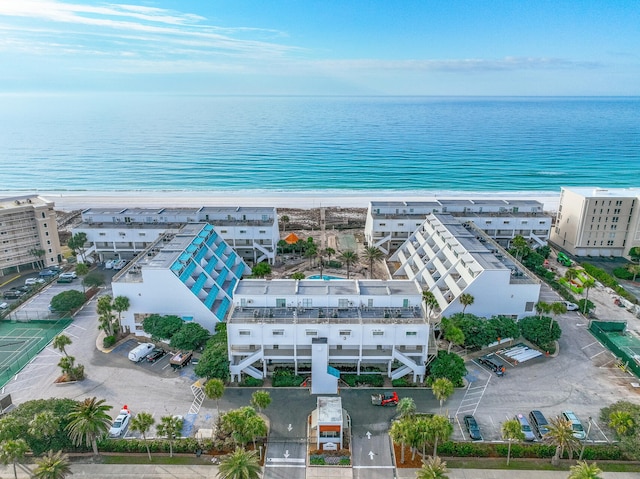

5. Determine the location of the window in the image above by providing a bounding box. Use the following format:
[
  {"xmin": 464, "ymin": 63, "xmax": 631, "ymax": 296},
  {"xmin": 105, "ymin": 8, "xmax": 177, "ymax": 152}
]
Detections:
[
  {"xmin": 380, "ymin": 223, "xmax": 386, "ymax": 226},
  {"xmin": 240, "ymin": 230, "xmax": 247, "ymax": 234},
  {"xmin": 306, "ymin": 330, "xmax": 317, "ymax": 336},
  {"xmin": 607, "ymin": 240, "xmax": 614, "ymax": 246},
  {"xmin": 259, "ymin": 230, "xmax": 266, "ymax": 234},
  {"xmin": 273, "ymin": 330, "xmax": 284, "ymax": 336},
  {"xmin": 372, "ymin": 330, "xmax": 384, "ymax": 336},
  {"xmin": 612, "ymin": 217, "xmax": 619, "ymax": 223},
  {"xmin": 239, "ymin": 330, "xmax": 251, "ymax": 336},
  {"xmin": 406, "ymin": 331, "xmax": 417, "ymax": 337},
  {"xmin": 139, "ymin": 233, "xmax": 146, "ymax": 236},
  {"xmin": 302, "ymin": 298, "xmax": 313, "ymax": 307},
  {"xmin": 99, "ymin": 232, "xmax": 106, "ymax": 236},
  {"xmin": 338, "ymin": 298, "xmax": 349, "ymax": 308},
  {"xmin": 398, "ymin": 223, "xmax": 404, "ymax": 226},
  {"xmin": 368, "ymin": 299, "xmax": 374, "ymax": 308},
  {"xmin": 276, "ymin": 298, "xmax": 286, "ymax": 308},
  {"xmin": 339, "ymin": 330, "xmax": 351, "ymax": 336},
  {"xmin": 525, "ymin": 302, "xmax": 534, "ymax": 312},
  {"xmin": 220, "ymin": 230, "xmax": 228, "ymax": 233},
  {"xmin": 43, "ymin": 223, "xmax": 47, "ymax": 228}
]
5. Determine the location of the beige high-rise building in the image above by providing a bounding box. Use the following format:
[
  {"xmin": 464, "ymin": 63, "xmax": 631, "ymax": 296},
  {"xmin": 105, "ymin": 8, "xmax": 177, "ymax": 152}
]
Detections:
[
  {"xmin": 550, "ymin": 187, "xmax": 640, "ymax": 258},
  {"xmin": 0, "ymin": 195, "xmax": 62, "ymax": 274}
]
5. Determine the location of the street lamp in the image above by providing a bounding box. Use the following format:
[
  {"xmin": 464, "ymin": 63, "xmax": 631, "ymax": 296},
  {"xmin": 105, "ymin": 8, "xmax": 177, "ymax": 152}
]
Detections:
[{"xmin": 579, "ymin": 416, "xmax": 593, "ymax": 461}]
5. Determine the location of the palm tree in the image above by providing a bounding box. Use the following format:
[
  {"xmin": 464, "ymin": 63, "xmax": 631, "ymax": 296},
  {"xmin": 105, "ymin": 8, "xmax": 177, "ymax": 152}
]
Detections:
[
  {"xmin": 66, "ymin": 397, "xmax": 113, "ymax": 456},
  {"xmin": 0, "ymin": 438, "xmax": 29, "ymax": 479},
  {"xmin": 608, "ymin": 410, "xmax": 634, "ymax": 437},
  {"xmin": 280, "ymin": 215, "xmax": 289, "ymax": 233},
  {"xmin": 627, "ymin": 264, "xmax": 640, "ymax": 282},
  {"xmin": 544, "ymin": 416, "xmax": 581, "ymax": 465},
  {"xmin": 204, "ymin": 378, "xmax": 226, "ymax": 417},
  {"xmin": 501, "ymin": 418, "xmax": 525, "ymax": 466},
  {"xmin": 511, "ymin": 235, "xmax": 528, "ymax": 261},
  {"xmin": 245, "ymin": 415, "xmax": 267, "ymax": 453},
  {"xmin": 363, "ymin": 246, "xmax": 384, "ymax": 279},
  {"xmin": 427, "ymin": 415, "xmax": 453, "ymax": 457},
  {"xmin": 568, "ymin": 460, "xmax": 603, "ymax": 479},
  {"xmin": 75, "ymin": 262, "xmax": 89, "ymax": 293},
  {"xmin": 33, "ymin": 450, "xmax": 72, "ymax": 479},
  {"xmin": 304, "ymin": 246, "xmax": 317, "ymax": 268},
  {"xmin": 324, "ymin": 247, "xmax": 335, "ymax": 264},
  {"xmin": 338, "ymin": 250, "xmax": 358, "ymax": 279},
  {"xmin": 96, "ymin": 295, "xmax": 116, "ymax": 337},
  {"xmin": 217, "ymin": 448, "xmax": 261, "ymax": 479},
  {"xmin": 250, "ymin": 390, "xmax": 271, "ymax": 414},
  {"xmin": 431, "ymin": 377, "xmax": 454, "ymax": 414},
  {"xmin": 445, "ymin": 326, "xmax": 465, "ymax": 353},
  {"xmin": 550, "ymin": 301, "xmax": 567, "ymax": 330},
  {"xmin": 112, "ymin": 296, "xmax": 130, "ymax": 333},
  {"xmin": 52, "ymin": 334, "xmax": 72, "ymax": 357},
  {"xmin": 536, "ymin": 301, "xmax": 551, "ymax": 320},
  {"xmin": 389, "ymin": 419, "xmax": 410, "ymax": 464},
  {"xmin": 459, "ymin": 293, "xmax": 474, "ymax": 314},
  {"xmin": 397, "ymin": 397, "xmax": 416, "ymax": 420},
  {"xmin": 156, "ymin": 415, "xmax": 183, "ymax": 457},
  {"xmin": 29, "ymin": 248, "xmax": 46, "ymax": 270},
  {"xmin": 416, "ymin": 455, "xmax": 449, "ymax": 479},
  {"xmin": 422, "ymin": 290, "xmax": 438, "ymax": 322},
  {"xmin": 565, "ymin": 268, "xmax": 579, "ymax": 282},
  {"xmin": 582, "ymin": 278, "xmax": 596, "ymax": 314},
  {"xmin": 130, "ymin": 412, "xmax": 155, "ymax": 461}
]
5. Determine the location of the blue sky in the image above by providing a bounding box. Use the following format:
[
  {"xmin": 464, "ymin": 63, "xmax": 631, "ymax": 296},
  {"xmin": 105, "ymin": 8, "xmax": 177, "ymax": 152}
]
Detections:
[{"xmin": 0, "ymin": 0, "xmax": 638, "ymax": 95}]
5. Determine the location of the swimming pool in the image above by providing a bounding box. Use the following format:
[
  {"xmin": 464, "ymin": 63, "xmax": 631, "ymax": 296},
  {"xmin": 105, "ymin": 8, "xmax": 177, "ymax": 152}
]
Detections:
[{"xmin": 307, "ymin": 275, "xmax": 344, "ymax": 280}]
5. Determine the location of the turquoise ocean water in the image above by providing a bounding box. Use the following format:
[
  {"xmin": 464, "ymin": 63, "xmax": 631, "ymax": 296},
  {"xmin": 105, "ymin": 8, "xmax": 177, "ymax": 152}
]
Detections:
[{"xmin": 0, "ymin": 95, "xmax": 638, "ymax": 193}]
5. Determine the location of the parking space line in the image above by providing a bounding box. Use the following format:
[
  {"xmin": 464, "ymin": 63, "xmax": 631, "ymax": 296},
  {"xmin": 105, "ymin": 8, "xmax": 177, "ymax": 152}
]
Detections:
[
  {"xmin": 591, "ymin": 419, "xmax": 610, "ymax": 443},
  {"xmin": 589, "ymin": 350, "xmax": 606, "ymax": 359},
  {"xmin": 581, "ymin": 341, "xmax": 600, "ymax": 350}
]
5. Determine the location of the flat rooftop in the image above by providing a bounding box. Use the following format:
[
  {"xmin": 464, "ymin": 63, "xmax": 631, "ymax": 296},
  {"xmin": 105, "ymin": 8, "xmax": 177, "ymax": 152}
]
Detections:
[
  {"xmin": 317, "ymin": 396, "xmax": 343, "ymax": 424},
  {"xmin": 563, "ymin": 187, "xmax": 640, "ymax": 199}
]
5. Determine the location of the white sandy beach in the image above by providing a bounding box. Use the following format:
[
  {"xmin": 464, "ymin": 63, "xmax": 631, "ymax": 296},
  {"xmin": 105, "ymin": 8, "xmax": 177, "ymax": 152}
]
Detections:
[{"xmin": 1, "ymin": 190, "xmax": 561, "ymax": 212}]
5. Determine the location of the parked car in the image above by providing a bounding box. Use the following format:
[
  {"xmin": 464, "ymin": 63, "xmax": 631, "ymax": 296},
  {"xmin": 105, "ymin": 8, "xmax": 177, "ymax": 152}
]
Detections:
[
  {"xmin": 108, "ymin": 407, "xmax": 131, "ymax": 437},
  {"xmin": 463, "ymin": 415, "xmax": 483, "ymax": 441},
  {"xmin": 560, "ymin": 301, "xmax": 579, "ymax": 311},
  {"xmin": 169, "ymin": 350, "xmax": 193, "ymax": 370},
  {"xmin": 0, "ymin": 302, "xmax": 8, "ymax": 310},
  {"xmin": 128, "ymin": 343, "xmax": 155, "ymax": 362},
  {"xmin": 477, "ymin": 354, "xmax": 505, "ymax": 376},
  {"xmin": 39, "ymin": 269, "xmax": 58, "ymax": 278},
  {"xmin": 25, "ymin": 278, "xmax": 45, "ymax": 286},
  {"xmin": 515, "ymin": 414, "xmax": 536, "ymax": 441},
  {"xmin": 562, "ymin": 411, "xmax": 586, "ymax": 440},
  {"xmin": 57, "ymin": 276, "xmax": 74, "ymax": 283},
  {"xmin": 146, "ymin": 348, "xmax": 167, "ymax": 363},
  {"xmin": 59, "ymin": 272, "xmax": 77, "ymax": 280},
  {"xmin": 529, "ymin": 410, "xmax": 550, "ymax": 438},
  {"xmin": 3, "ymin": 289, "xmax": 24, "ymax": 299}
]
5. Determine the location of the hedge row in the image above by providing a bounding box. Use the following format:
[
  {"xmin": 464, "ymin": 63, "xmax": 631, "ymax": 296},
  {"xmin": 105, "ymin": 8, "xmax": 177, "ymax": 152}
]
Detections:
[
  {"xmin": 582, "ymin": 263, "xmax": 636, "ymax": 303},
  {"xmin": 341, "ymin": 374, "xmax": 384, "ymax": 387},
  {"xmin": 96, "ymin": 437, "xmax": 207, "ymax": 454},
  {"xmin": 436, "ymin": 441, "xmax": 624, "ymax": 461}
]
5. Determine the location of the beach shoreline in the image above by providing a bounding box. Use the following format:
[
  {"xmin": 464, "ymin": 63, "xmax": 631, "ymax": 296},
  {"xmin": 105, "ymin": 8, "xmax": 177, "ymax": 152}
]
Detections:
[{"xmin": 1, "ymin": 189, "xmax": 562, "ymax": 212}]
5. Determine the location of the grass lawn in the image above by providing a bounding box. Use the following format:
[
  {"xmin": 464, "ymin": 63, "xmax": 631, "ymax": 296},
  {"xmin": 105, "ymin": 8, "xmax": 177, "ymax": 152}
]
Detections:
[
  {"xmin": 99, "ymin": 455, "xmax": 214, "ymax": 466},
  {"xmin": 444, "ymin": 457, "xmax": 640, "ymax": 473}
]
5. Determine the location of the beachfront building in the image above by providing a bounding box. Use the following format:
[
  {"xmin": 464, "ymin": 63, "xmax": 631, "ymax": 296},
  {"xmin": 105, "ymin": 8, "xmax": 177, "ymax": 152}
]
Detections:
[
  {"xmin": 72, "ymin": 206, "xmax": 279, "ymax": 265},
  {"xmin": 365, "ymin": 199, "xmax": 552, "ymax": 254},
  {"xmin": 111, "ymin": 223, "xmax": 248, "ymax": 334},
  {"xmin": 0, "ymin": 195, "xmax": 62, "ymax": 275},
  {"xmin": 390, "ymin": 214, "xmax": 541, "ymax": 319},
  {"xmin": 550, "ymin": 187, "xmax": 640, "ymax": 259},
  {"xmin": 227, "ymin": 279, "xmax": 432, "ymax": 384}
]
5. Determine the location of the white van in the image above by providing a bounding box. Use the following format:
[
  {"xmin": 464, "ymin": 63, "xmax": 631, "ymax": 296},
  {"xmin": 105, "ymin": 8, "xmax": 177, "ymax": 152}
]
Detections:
[
  {"xmin": 0, "ymin": 302, "xmax": 9, "ymax": 310},
  {"xmin": 128, "ymin": 343, "xmax": 155, "ymax": 362}
]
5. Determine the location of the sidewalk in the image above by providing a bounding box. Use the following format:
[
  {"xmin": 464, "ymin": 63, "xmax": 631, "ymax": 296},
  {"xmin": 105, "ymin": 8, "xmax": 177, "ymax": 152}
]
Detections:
[{"xmin": 397, "ymin": 467, "xmax": 639, "ymax": 479}]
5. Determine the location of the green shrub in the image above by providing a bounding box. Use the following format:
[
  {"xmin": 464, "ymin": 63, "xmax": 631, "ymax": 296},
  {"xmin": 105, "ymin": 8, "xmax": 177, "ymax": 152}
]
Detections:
[
  {"xmin": 341, "ymin": 374, "xmax": 384, "ymax": 387},
  {"xmin": 103, "ymin": 335, "xmax": 116, "ymax": 348},
  {"xmin": 338, "ymin": 457, "xmax": 351, "ymax": 465},
  {"xmin": 240, "ymin": 377, "xmax": 264, "ymax": 387},
  {"xmin": 435, "ymin": 441, "xmax": 623, "ymax": 460},
  {"xmin": 326, "ymin": 260, "xmax": 342, "ymax": 268},
  {"xmin": 272, "ymin": 368, "xmax": 306, "ymax": 387},
  {"xmin": 391, "ymin": 377, "xmax": 418, "ymax": 387},
  {"xmin": 310, "ymin": 455, "xmax": 325, "ymax": 465},
  {"xmin": 613, "ymin": 267, "xmax": 634, "ymax": 280}
]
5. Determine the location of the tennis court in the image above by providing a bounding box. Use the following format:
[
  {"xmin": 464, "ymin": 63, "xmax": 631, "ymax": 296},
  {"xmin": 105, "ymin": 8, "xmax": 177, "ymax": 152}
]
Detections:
[{"xmin": 0, "ymin": 319, "xmax": 72, "ymax": 389}]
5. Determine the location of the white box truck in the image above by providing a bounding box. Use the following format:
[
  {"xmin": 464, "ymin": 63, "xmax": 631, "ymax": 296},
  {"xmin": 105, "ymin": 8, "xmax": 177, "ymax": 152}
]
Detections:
[{"xmin": 128, "ymin": 343, "xmax": 155, "ymax": 362}]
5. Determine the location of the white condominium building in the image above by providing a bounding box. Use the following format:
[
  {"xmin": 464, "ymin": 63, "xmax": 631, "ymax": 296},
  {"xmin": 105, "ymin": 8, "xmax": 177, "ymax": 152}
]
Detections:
[
  {"xmin": 111, "ymin": 223, "xmax": 248, "ymax": 334},
  {"xmin": 365, "ymin": 199, "xmax": 551, "ymax": 254},
  {"xmin": 0, "ymin": 195, "xmax": 62, "ymax": 275},
  {"xmin": 73, "ymin": 205, "xmax": 279, "ymax": 265},
  {"xmin": 550, "ymin": 187, "xmax": 640, "ymax": 259},
  {"xmin": 227, "ymin": 279, "xmax": 432, "ymax": 384},
  {"xmin": 390, "ymin": 214, "xmax": 540, "ymax": 319}
]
